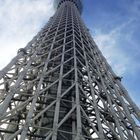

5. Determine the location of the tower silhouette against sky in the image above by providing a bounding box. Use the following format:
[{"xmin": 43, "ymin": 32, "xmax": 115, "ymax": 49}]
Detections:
[{"xmin": 0, "ymin": 0, "xmax": 140, "ymax": 139}]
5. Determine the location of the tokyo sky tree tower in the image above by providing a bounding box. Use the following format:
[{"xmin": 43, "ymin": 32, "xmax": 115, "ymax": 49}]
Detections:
[{"xmin": 0, "ymin": 0, "xmax": 140, "ymax": 140}]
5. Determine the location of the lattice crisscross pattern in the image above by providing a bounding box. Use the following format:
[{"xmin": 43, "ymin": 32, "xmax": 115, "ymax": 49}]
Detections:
[{"xmin": 0, "ymin": 1, "xmax": 140, "ymax": 140}]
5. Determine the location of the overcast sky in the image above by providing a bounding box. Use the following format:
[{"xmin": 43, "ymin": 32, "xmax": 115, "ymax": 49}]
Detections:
[{"xmin": 0, "ymin": 0, "xmax": 140, "ymax": 108}]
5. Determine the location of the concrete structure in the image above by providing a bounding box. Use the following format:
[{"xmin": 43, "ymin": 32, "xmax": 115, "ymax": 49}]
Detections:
[{"xmin": 0, "ymin": 0, "xmax": 140, "ymax": 139}]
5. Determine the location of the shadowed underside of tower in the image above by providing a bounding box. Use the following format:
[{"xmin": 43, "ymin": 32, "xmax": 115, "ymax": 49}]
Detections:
[{"xmin": 0, "ymin": 0, "xmax": 140, "ymax": 140}]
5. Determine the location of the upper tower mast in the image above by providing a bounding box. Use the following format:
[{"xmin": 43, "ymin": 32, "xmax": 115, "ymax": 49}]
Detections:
[{"xmin": 54, "ymin": 0, "xmax": 83, "ymax": 14}]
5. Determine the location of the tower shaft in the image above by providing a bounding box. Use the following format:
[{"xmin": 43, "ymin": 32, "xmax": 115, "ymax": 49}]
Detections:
[{"xmin": 0, "ymin": 0, "xmax": 140, "ymax": 140}]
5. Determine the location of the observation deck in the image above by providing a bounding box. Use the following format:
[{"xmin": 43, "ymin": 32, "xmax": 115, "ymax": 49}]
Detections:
[{"xmin": 54, "ymin": 0, "xmax": 83, "ymax": 14}]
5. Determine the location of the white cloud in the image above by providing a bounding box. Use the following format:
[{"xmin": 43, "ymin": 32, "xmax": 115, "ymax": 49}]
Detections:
[
  {"xmin": 0, "ymin": 0, "xmax": 54, "ymax": 69},
  {"xmin": 94, "ymin": 19, "xmax": 139, "ymax": 76}
]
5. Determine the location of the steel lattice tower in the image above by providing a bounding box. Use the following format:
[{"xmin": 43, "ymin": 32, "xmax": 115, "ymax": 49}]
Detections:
[{"xmin": 0, "ymin": 0, "xmax": 140, "ymax": 140}]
